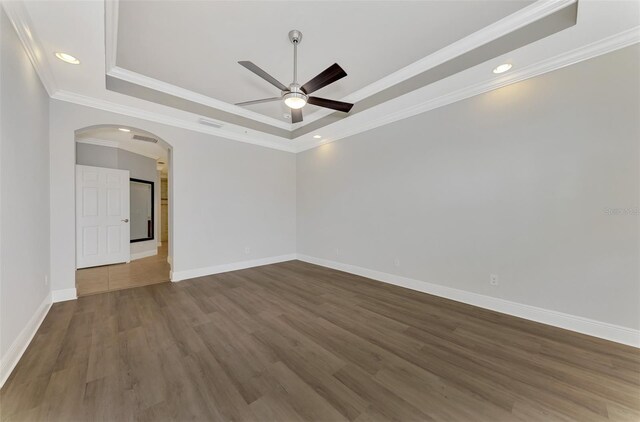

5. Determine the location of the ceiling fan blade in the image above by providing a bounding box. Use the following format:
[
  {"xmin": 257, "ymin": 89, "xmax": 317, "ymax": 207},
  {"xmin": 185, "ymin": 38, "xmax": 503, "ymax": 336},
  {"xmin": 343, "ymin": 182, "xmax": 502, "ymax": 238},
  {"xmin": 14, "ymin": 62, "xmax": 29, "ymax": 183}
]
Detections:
[
  {"xmin": 301, "ymin": 63, "xmax": 347, "ymax": 95},
  {"xmin": 307, "ymin": 96, "xmax": 354, "ymax": 113},
  {"xmin": 238, "ymin": 61, "xmax": 288, "ymax": 91},
  {"xmin": 235, "ymin": 97, "xmax": 281, "ymax": 107},
  {"xmin": 291, "ymin": 108, "xmax": 303, "ymax": 124}
]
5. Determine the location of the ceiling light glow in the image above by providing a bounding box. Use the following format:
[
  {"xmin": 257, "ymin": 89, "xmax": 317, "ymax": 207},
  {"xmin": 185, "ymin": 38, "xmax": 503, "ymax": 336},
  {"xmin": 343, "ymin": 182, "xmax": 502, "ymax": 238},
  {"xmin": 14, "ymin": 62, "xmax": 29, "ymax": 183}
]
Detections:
[
  {"xmin": 283, "ymin": 92, "xmax": 307, "ymax": 110},
  {"xmin": 54, "ymin": 52, "xmax": 80, "ymax": 65},
  {"xmin": 284, "ymin": 97, "xmax": 306, "ymax": 109},
  {"xmin": 118, "ymin": 128, "xmax": 131, "ymax": 132},
  {"xmin": 313, "ymin": 135, "xmax": 322, "ymax": 139},
  {"xmin": 492, "ymin": 63, "xmax": 512, "ymax": 74}
]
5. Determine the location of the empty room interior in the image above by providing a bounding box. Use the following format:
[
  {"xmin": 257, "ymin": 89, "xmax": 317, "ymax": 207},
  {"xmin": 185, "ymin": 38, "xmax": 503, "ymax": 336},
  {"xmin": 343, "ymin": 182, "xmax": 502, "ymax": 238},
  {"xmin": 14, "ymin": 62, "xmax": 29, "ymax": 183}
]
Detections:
[{"xmin": 0, "ymin": 0, "xmax": 639, "ymax": 421}]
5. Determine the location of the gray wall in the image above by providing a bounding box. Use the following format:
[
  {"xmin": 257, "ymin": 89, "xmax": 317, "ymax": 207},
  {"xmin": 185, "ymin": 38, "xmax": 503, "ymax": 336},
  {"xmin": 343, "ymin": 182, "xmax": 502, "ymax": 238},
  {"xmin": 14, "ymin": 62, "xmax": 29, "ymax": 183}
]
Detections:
[
  {"xmin": 76, "ymin": 143, "xmax": 157, "ymax": 181},
  {"xmin": 297, "ymin": 45, "xmax": 640, "ymax": 330},
  {"xmin": 0, "ymin": 8, "xmax": 51, "ymax": 365},
  {"xmin": 75, "ymin": 143, "xmax": 117, "ymax": 169},
  {"xmin": 76, "ymin": 143, "xmax": 159, "ymax": 256}
]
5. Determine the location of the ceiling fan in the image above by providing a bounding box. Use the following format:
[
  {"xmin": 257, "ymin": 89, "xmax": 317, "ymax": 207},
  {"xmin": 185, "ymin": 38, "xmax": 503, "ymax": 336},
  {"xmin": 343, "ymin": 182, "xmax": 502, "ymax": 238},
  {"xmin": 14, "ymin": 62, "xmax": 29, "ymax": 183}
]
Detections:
[{"xmin": 235, "ymin": 30, "xmax": 354, "ymax": 124}]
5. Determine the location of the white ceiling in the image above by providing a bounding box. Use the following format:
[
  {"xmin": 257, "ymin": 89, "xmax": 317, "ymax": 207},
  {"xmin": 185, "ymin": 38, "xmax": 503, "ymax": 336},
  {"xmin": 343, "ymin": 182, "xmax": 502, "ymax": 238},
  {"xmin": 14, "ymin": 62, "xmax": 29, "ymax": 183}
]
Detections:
[
  {"xmin": 6, "ymin": 0, "xmax": 640, "ymax": 152},
  {"xmin": 116, "ymin": 1, "xmax": 531, "ymax": 121}
]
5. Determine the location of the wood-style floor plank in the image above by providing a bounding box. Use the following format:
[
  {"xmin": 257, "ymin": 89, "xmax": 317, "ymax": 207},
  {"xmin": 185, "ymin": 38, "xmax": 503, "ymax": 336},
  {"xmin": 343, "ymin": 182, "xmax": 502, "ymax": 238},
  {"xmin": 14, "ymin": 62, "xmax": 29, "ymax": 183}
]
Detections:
[{"xmin": 2, "ymin": 260, "xmax": 639, "ymax": 421}]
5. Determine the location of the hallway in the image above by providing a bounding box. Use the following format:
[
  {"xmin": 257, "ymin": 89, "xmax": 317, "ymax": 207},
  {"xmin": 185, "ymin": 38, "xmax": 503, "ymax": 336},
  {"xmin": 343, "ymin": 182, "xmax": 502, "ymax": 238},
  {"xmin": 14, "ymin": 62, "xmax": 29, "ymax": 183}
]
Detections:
[{"xmin": 76, "ymin": 245, "xmax": 170, "ymax": 296}]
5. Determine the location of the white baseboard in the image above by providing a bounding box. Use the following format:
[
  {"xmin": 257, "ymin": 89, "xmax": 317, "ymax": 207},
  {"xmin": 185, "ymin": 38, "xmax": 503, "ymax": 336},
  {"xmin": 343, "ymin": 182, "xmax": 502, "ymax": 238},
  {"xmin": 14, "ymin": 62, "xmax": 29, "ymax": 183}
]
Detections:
[
  {"xmin": 131, "ymin": 249, "xmax": 158, "ymax": 261},
  {"xmin": 52, "ymin": 288, "xmax": 77, "ymax": 303},
  {"xmin": 0, "ymin": 293, "xmax": 52, "ymax": 388},
  {"xmin": 296, "ymin": 254, "xmax": 640, "ymax": 348},
  {"xmin": 171, "ymin": 253, "xmax": 297, "ymax": 282}
]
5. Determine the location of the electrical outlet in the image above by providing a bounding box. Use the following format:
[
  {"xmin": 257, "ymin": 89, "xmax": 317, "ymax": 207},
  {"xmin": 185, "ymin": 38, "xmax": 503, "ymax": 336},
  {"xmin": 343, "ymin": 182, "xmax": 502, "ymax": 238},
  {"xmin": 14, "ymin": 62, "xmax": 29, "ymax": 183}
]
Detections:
[
  {"xmin": 394, "ymin": 258, "xmax": 400, "ymax": 267},
  {"xmin": 244, "ymin": 247, "xmax": 251, "ymax": 255},
  {"xmin": 490, "ymin": 274, "xmax": 499, "ymax": 286}
]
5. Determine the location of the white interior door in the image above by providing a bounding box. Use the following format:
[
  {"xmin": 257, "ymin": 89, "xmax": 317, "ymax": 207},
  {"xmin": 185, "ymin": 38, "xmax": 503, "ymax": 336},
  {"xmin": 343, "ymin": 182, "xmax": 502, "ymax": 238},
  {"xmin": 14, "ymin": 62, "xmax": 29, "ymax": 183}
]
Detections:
[{"xmin": 76, "ymin": 165, "xmax": 130, "ymax": 269}]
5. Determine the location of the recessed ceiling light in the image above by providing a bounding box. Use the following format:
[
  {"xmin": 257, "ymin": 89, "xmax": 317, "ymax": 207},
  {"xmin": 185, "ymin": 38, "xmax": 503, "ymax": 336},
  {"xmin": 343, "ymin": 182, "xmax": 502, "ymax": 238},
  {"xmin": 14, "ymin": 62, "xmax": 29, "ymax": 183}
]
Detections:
[
  {"xmin": 54, "ymin": 52, "xmax": 80, "ymax": 65},
  {"xmin": 313, "ymin": 135, "xmax": 322, "ymax": 139},
  {"xmin": 118, "ymin": 128, "xmax": 131, "ymax": 132},
  {"xmin": 492, "ymin": 63, "xmax": 512, "ymax": 74}
]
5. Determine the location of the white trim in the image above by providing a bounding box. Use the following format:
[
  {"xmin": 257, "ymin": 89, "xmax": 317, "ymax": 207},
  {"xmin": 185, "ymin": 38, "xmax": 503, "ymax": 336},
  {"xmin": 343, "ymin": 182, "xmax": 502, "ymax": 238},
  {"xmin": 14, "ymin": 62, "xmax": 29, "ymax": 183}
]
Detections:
[
  {"xmin": 296, "ymin": 254, "xmax": 640, "ymax": 348},
  {"xmin": 52, "ymin": 288, "xmax": 77, "ymax": 303},
  {"xmin": 170, "ymin": 254, "xmax": 297, "ymax": 282},
  {"xmin": 131, "ymin": 249, "xmax": 158, "ymax": 261},
  {"xmin": 103, "ymin": 0, "xmax": 575, "ymax": 129},
  {"xmin": 51, "ymin": 90, "xmax": 297, "ymax": 153},
  {"xmin": 1, "ymin": 1, "xmax": 57, "ymax": 96},
  {"xmin": 300, "ymin": 0, "xmax": 577, "ymax": 125},
  {"xmin": 0, "ymin": 294, "xmax": 51, "ymax": 388},
  {"xmin": 8, "ymin": 0, "xmax": 637, "ymax": 153},
  {"xmin": 104, "ymin": 0, "xmax": 119, "ymax": 72},
  {"xmin": 294, "ymin": 27, "xmax": 640, "ymax": 151},
  {"xmin": 108, "ymin": 66, "xmax": 293, "ymax": 131}
]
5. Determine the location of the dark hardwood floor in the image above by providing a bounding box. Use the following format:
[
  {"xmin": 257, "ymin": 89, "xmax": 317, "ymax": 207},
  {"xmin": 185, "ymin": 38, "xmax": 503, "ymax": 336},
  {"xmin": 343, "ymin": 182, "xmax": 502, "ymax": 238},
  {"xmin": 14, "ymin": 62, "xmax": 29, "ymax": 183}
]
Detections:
[{"xmin": 1, "ymin": 260, "xmax": 639, "ymax": 421}]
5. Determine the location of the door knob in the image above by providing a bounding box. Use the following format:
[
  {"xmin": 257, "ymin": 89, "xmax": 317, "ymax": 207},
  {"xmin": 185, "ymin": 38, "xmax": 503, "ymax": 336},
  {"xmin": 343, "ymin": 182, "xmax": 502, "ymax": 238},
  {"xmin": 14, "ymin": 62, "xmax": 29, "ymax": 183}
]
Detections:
[{"xmin": 122, "ymin": 219, "xmax": 129, "ymax": 223}]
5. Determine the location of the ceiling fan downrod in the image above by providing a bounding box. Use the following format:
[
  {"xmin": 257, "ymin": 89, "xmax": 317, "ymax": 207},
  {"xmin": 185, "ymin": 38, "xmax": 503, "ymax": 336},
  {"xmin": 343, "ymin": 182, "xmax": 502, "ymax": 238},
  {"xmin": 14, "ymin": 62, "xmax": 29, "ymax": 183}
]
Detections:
[
  {"xmin": 283, "ymin": 30, "xmax": 306, "ymax": 110},
  {"xmin": 289, "ymin": 29, "xmax": 302, "ymax": 85}
]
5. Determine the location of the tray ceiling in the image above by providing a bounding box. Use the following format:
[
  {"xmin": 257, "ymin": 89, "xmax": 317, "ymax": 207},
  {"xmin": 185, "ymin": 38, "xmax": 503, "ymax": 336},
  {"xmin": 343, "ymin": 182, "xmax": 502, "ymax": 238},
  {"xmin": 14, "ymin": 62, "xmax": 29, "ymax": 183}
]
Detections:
[
  {"xmin": 115, "ymin": 1, "xmax": 533, "ymax": 122},
  {"xmin": 7, "ymin": 0, "xmax": 638, "ymax": 151}
]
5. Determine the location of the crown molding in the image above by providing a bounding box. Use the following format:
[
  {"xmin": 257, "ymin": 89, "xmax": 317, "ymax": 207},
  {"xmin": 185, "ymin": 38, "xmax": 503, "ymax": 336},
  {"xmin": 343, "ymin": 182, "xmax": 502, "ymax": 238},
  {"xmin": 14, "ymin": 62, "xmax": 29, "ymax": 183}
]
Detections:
[
  {"xmin": 300, "ymin": 0, "xmax": 578, "ymax": 126},
  {"xmin": 8, "ymin": 0, "xmax": 638, "ymax": 155},
  {"xmin": 3, "ymin": 0, "xmax": 287, "ymax": 153},
  {"xmin": 104, "ymin": 2, "xmax": 290, "ymax": 131},
  {"xmin": 51, "ymin": 25, "xmax": 640, "ymax": 155},
  {"xmin": 104, "ymin": 0, "xmax": 118, "ymax": 72},
  {"xmin": 294, "ymin": 26, "xmax": 640, "ymax": 153},
  {"xmin": 105, "ymin": 0, "xmax": 576, "ymax": 131},
  {"xmin": 1, "ymin": 1, "xmax": 57, "ymax": 96},
  {"xmin": 107, "ymin": 66, "xmax": 293, "ymax": 131},
  {"xmin": 52, "ymin": 90, "xmax": 297, "ymax": 153}
]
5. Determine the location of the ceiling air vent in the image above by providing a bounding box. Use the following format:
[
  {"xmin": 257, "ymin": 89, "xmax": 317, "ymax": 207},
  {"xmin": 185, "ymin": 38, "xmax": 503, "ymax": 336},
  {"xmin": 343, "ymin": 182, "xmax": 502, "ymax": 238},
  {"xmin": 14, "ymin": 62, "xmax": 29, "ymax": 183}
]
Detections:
[
  {"xmin": 132, "ymin": 134, "xmax": 158, "ymax": 143},
  {"xmin": 198, "ymin": 117, "xmax": 223, "ymax": 128}
]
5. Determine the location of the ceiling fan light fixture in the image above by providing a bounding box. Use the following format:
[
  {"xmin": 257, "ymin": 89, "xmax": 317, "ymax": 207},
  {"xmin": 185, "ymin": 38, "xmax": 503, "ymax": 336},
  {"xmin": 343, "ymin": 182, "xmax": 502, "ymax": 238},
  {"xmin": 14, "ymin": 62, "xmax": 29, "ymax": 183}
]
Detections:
[{"xmin": 283, "ymin": 92, "xmax": 307, "ymax": 109}]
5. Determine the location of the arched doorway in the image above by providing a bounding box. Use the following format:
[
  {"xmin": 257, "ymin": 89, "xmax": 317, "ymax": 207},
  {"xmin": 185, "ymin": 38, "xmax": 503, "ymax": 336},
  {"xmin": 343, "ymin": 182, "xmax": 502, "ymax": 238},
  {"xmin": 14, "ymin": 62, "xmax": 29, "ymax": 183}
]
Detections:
[{"xmin": 73, "ymin": 124, "xmax": 173, "ymax": 296}]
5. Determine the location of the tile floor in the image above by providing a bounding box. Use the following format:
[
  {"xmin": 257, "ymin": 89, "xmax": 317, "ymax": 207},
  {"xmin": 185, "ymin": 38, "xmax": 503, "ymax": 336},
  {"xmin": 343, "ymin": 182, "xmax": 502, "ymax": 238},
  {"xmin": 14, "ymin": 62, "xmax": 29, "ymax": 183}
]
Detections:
[{"xmin": 75, "ymin": 244, "xmax": 170, "ymax": 296}]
